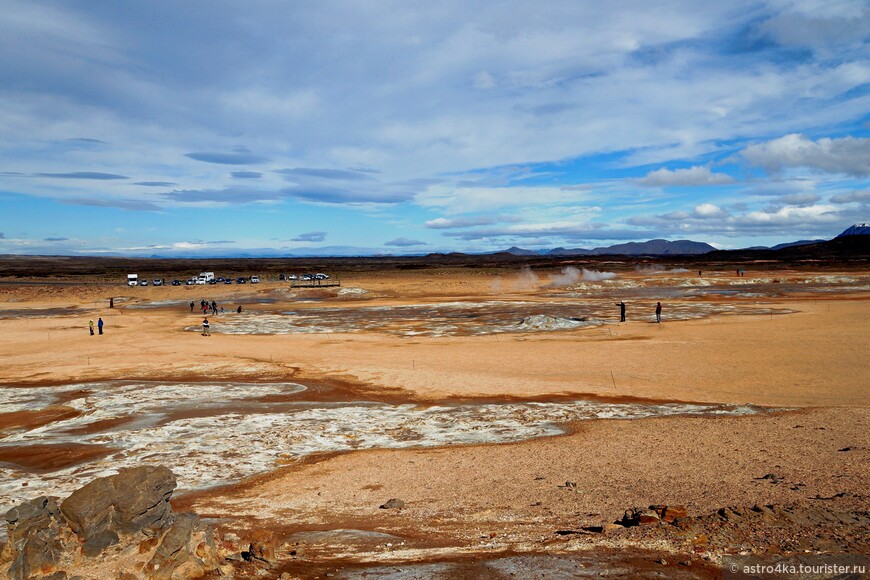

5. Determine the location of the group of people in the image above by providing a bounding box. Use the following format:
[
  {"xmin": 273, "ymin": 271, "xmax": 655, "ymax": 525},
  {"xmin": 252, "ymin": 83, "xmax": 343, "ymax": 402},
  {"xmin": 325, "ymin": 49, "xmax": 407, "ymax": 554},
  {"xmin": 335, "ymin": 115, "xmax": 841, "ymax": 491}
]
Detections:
[
  {"xmin": 615, "ymin": 301, "xmax": 663, "ymax": 323},
  {"xmin": 191, "ymin": 299, "xmax": 223, "ymax": 315},
  {"xmin": 197, "ymin": 301, "xmax": 243, "ymax": 337},
  {"xmin": 88, "ymin": 317, "xmax": 104, "ymax": 335}
]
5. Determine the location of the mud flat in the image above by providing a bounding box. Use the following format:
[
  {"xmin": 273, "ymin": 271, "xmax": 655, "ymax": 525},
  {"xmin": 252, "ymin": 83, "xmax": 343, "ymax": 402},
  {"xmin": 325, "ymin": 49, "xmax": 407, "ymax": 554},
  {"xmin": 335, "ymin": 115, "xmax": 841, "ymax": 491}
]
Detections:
[{"xmin": 0, "ymin": 263, "xmax": 867, "ymax": 576}]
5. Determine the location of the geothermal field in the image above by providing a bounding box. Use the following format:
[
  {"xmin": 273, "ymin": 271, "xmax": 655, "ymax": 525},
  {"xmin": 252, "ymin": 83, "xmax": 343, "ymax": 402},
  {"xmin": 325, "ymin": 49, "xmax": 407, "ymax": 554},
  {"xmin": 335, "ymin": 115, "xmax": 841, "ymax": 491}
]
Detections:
[{"xmin": 0, "ymin": 256, "xmax": 867, "ymax": 578}]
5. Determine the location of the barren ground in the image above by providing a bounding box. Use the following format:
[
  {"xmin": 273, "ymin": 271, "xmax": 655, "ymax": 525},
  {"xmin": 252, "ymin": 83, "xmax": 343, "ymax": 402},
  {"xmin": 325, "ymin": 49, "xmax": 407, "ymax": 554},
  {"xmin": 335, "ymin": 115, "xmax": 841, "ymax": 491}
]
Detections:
[{"xmin": 0, "ymin": 262, "xmax": 867, "ymax": 578}]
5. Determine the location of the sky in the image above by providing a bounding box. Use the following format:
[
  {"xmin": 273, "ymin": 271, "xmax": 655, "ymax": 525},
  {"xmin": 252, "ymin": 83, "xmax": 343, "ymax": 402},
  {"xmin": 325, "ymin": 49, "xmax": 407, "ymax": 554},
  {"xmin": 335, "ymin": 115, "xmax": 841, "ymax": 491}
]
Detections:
[{"xmin": 1, "ymin": 0, "xmax": 868, "ymax": 257}]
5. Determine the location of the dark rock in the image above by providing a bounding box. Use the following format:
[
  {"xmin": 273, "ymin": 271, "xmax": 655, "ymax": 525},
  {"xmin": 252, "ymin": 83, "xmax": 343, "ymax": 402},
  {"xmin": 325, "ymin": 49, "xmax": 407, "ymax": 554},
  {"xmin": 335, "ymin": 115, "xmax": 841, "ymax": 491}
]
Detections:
[
  {"xmin": 81, "ymin": 529, "xmax": 119, "ymax": 557},
  {"xmin": 2, "ymin": 496, "xmax": 74, "ymax": 580},
  {"xmin": 379, "ymin": 498, "xmax": 405, "ymax": 510},
  {"xmin": 112, "ymin": 465, "xmax": 176, "ymax": 534},
  {"xmin": 60, "ymin": 465, "xmax": 176, "ymax": 550}
]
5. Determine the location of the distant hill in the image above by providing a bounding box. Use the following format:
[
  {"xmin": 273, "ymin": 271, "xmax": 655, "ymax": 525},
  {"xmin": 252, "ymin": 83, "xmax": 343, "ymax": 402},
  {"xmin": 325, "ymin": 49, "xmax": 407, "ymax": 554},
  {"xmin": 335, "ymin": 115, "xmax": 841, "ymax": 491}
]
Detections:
[
  {"xmin": 585, "ymin": 239, "xmax": 716, "ymax": 255},
  {"xmin": 705, "ymin": 233, "xmax": 870, "ymax": 261},
  {"xmin": 502, "ymin": 246, "xmax": 543, "ymax": 256},
  {"xmin": 836, "ymin": 223, "xmax": 870, "ymax": 237},
  {"xmin": 503, "ymin": 239, "xmax": 715, "ymax": 256},
  {"xmin": 769, "ymin": 239, "xmax": 826, "ymax": 250}
]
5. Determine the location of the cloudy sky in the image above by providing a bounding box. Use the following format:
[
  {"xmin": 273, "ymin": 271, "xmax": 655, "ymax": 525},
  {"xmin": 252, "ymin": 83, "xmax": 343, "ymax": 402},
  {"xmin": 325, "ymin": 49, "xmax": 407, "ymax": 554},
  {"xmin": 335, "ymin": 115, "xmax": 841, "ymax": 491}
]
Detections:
[{"xmin": 1, "ymin": 0, "xmax": 868, "ymax": 256}]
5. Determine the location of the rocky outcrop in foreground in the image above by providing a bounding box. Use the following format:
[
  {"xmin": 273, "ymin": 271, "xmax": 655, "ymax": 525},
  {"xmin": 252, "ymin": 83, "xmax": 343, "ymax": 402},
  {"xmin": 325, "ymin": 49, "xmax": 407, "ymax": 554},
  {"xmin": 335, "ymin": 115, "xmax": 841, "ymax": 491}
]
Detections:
[
  {"xmin": 0, "ymin": 466, "xmax": 221, "ymax": 580},
  {"xmin": 573, "ymin": 502, "xmax": 870, "ymax": 559}
]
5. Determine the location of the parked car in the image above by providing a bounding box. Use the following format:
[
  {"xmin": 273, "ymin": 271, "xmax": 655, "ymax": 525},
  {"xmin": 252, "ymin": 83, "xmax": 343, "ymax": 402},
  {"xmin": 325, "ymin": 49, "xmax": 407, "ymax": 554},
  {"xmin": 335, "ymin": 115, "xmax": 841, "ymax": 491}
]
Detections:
[
  {"xmin": 224, "ymin": 278, "xmax": 233, "ymax": 284},
  {"xmin": 314, "ymin": 273, "xmax": 329, "ymax": 280},
  {"xmin": 140, "ymin": 280, "xmax": 148, "ymax": 286},
  {"xmin": 171, "ymin": 279, "xmax": 181, "ymax": 286},
  {"xmin": 279, "ymin": 274, "xmax": 286, "ymax": 281},
  {"xmin": 153, "ymin": 279, "xmax": 163, "ymax": 286},
  {"xmin": 236, "ymin": 277, "xmax": 246, "ymax": 284},
  {"xmin": 250, "ymin": 276, "xmax": 260, "ymax": 284},
  {"xmin": 287, "ymin": 274, "xmax": 298, "ymax": 280},
  {"xmin": 216, "ymin": 276, "xmax": 225, "ymax": 282}
]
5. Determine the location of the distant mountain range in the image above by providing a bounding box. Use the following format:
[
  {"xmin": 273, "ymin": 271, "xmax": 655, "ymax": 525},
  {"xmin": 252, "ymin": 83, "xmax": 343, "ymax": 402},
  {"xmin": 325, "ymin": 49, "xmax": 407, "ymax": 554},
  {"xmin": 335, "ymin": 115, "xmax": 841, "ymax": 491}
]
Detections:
[
  {"xmin": 502, "ymin": 239, "xmax": 718, "ymax": 256},
  {"xmin": 499, "ymin": 224, "xmax": 869, "ymax": 257}
]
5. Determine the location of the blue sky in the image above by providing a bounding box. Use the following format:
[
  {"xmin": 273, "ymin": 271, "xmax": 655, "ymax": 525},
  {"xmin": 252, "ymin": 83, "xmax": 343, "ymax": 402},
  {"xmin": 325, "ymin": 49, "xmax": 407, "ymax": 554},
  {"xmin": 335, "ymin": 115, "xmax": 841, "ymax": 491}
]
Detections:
[{"xmin": 1, "ymin": 0, "xmax": 868, "ymax": 256}]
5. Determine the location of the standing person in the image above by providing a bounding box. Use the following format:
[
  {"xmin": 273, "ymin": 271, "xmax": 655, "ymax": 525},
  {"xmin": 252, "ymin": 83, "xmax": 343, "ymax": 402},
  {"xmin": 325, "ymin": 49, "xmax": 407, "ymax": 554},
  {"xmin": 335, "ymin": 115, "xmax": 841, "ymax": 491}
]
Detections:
[
  {"xmin": 615, "ymin": 301, "xmax": 626, "ymax": 322},
  {"xmin": 237, "ymin": 305, "xmax": 242, "ymax": 314},
  {"xmin": 202, "ymin": 317, "xmax": 210, "ymax": 336},
  {"xmin": 655, "ymin": 302, "xmax": 662, "ymax": 323},
  {"xmin": 89, "ymin": 320, "xmax": 95, "ymax": 335},
  {"xmin": 97, "ymin": 317, "xmax": 104, "ymax": 335},
  {"xmin": 189, "ymin": 300, "xmax": 194, "ymax": 312}
]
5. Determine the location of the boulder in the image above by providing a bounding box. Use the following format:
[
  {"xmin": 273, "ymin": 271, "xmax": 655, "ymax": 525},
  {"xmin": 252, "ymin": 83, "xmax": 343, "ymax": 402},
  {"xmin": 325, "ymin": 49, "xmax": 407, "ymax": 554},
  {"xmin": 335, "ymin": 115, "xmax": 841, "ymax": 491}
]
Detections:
[
  {"xmin": 60, "ymin": 465, "xmax": 176, "ymax": 550},
  {"xmin": 2, "ymin": 496, "xmax": 77, "ymax": 580},
  {"xmin": 379, "ymin": 498, "xmax": 405, "ymax": 510},
  {"xmin": 110, "ymin": 465, "xmax": 177, "ymax": 534},
  {"xmin": 147, "ymin": 513, "xmax": 220, "ymax": 579},
  {"xmin": 651, "ymin": 505, "xmax": 687, "ymax": 523},
  {"xmin": 1, "ymin": 466, "xmax": 222, "ymax": 579}
]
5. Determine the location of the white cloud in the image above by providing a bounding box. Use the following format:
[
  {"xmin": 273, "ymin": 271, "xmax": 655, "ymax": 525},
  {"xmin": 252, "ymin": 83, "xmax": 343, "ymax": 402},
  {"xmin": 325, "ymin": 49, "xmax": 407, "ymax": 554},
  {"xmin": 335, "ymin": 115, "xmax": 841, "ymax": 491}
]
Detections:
[
  {"xmin": 425, "ymin": 216, "xmax": 499, "ymax": 229},
  {"xmin": 384, "ymin": 237, "xmax": 427, "ymax": 247},
  {"xmin": 742, "ymin": 204, "xmax": 839, "ymax": 225},
  {"xmin": 773, "ymin": 192, "xmax": 821, "ymax": 207},
  {"xmin": 693, "ymin": 203, "xmax": 726, "ymax": 218},
  {"xmin": 829, "ymin": 189, "xmax": 870, "ymax": 204},
  {"xmin": 627, "ymin": 202, "xmax": 845, "ymax": 238},
  {"xmin": 637, "ymin": 166, "xmax": 735, "ymax": 187},
  {"xmin": 742, "ymin": 134, "xmax": 870, "ymax": 176}
]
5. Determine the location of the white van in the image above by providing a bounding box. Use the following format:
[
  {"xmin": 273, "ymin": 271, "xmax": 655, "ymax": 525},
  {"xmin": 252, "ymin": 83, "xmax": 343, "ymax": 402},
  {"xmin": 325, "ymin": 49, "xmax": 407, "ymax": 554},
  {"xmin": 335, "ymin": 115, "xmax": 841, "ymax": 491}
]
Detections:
[{"xmin": 127, "ymin": 274, "xmax": 138, "ymax": 286}]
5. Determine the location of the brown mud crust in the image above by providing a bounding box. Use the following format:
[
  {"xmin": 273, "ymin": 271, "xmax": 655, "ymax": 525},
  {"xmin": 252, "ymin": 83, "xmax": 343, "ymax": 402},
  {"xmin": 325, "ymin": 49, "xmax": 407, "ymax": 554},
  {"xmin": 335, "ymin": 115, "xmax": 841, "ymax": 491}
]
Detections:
[
  {"xmin": 0, "ymin": 405, "xmax": 83, "ymax": 434},
  {"xmin": 0, "ymin": 442, "xmax": 117, "ymax": 472}
]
